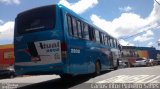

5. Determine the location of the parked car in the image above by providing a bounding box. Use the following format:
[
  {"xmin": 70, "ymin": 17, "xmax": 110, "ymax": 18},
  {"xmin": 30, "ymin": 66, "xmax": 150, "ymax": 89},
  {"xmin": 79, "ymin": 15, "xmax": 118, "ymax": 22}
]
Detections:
[
  {"xmin": 158, "ymin": 60, "xmax": 160, "ymax": 65},
  {"xmin": 153, "ymin": 60, "xmax": 160, "ymax": 65},
  {"xmin": 119, "ymin": 60, "xmax": 127, "ymax": 68},
  {"xmin": 147, "ymin": 59, "xmax": 155, "ymax": 66},
  {"xmin": 0, "ymin": 65, "xmax": 15, "ymax": 78},
  {"xmin": 132, "ymin": 57, "xmax": 148, "ymax": 67}
]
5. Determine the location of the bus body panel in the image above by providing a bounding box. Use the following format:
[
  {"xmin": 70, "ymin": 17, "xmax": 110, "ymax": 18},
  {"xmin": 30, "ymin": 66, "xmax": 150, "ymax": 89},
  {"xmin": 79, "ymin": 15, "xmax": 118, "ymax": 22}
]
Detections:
[
  {"xmin": 61, "ymin": 9, "xmax": 89, "ymax": 75},
  {"xmin": 14, "ymin": 5, "xmax": 67, "ymax": 75},
  {"xmin": 61, "ymin": 9, "xmax": 111, "ymax": 75}
]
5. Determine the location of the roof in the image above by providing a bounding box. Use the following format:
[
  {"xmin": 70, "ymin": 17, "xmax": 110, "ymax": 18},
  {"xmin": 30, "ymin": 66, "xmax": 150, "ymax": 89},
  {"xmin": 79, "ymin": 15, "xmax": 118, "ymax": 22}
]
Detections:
[
  {"xmin": 122, "ymin": 46, "xmax": 156, "ymax": 50},
  {"xmin": 0, "ymin": 44, "xmax": 14, "ymax": 49}
]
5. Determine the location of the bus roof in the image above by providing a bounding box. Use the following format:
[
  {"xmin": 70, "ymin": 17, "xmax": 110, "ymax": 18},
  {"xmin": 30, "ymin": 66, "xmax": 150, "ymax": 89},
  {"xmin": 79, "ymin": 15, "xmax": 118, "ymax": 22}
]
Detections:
[
  {"xmin": 57, "ymin": 4, "xmax": 117, "ymax": 40},
  {"xmin": 16, "ymin": 4, "xmax": 117, "ymax": 40}
]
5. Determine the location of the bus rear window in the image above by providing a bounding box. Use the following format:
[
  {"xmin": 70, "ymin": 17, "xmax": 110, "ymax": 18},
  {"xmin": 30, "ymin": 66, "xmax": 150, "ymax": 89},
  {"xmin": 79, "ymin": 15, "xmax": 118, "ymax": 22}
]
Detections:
[{"xmin": 16, "ymin": 5, "xmax": 56, "ymax": 34}]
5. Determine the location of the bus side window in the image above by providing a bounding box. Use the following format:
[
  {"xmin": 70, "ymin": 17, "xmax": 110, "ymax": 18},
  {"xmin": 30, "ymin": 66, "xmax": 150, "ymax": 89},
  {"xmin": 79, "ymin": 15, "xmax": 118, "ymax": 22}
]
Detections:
[
  {"xmin": 107, "ymin": 36, "xmax": 110, "ymax": 46},
  {"xmin": 72, "ymin": 17, "xmax": 78, "ymax": 37},
  {"xmin": 82, "ymin": 23, "xmax": 89, "ymax": 40},
  {"xmin": 99, "ymin": 32, "xmax": 102, "ymax": 44},
  {"xmin": 103, "ymin": 34, "xmax": 106, "ymax": 45},
  {"xmin": 104, "ymin": 35, "xmax": 108, "ymax": 45},
  {"xmin": 89, "ymin": 26, "xmax": 95, "ymax": 41},
  {"xmin": 111, "ymin": 39, "xmax": 114, "ymax": 47},
  {"xmin": 114, "ymin": 40, "xmax": 117, "ymax": 48},
  {"xmin": 67, "ymin": 15, "xmax": 73, "ymax": 36},
  {"xmin": 110, "ymin": 38, "xmax": 112, "ymax": 47},
  {"xmin": 103, "ymin": 34, "xmax": 105, "ymax": 45},
  {"xmin": 100, "ymin": 33, "xmax": 105, "ymax": 45},
  {"xmin": 95, "ymin": 30, "xmax": 100, "ymax": 43},
  {"xmin": 108, "ymin": 37, "xmax": 112, "ymax": 47},
  {"xmin": 112, "ymin": 39, "xmax": 115, "ymax": 48},
  {"xmin": 81, "ymin": 22, "xmax": 84, "ymax": 38},
  {"xmin": 115, "ymin": 40, "xmax": 118, "ymax": 48},
  {"xmin": 77, "ymin": 20, "xmax": 82, "ymax": 38}
]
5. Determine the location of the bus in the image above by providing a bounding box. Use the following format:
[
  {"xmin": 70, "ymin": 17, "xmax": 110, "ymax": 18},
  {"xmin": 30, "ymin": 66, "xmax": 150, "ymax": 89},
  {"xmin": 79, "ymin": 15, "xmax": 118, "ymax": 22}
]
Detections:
[
  {"xmin": 14, "ymin": 4, "xmax": 121, "ymax": 78},
  {"xmin": 0, "ymin": 44, "xmax": 15, "ymax": 78}
]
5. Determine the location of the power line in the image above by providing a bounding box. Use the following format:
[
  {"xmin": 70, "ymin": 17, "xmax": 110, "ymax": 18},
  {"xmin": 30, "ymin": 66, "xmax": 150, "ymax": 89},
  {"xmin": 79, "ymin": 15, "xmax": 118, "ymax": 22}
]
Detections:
[
  {"xmin": 119, "ymin": 31, "xmax": 144, "ymax": 40},
  {"xmin": 119, "ymin": 0, "xmax": 160, "ymax": 40},
  {"xmin": 155, "ymin": 0, "xmax": 160, "ymax": 5},
  {"xmin": 119, "ymin": 28, "xmax": 157, "ymax": 40}
]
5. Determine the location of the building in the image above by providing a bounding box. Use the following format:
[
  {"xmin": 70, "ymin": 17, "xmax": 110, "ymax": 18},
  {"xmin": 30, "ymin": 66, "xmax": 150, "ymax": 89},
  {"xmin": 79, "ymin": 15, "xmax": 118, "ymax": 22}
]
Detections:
[
  {"xmin": 0, "ymin": 44, "xmax": 15, "ymax": 77},
  {"xmin": 121, "ymin": 46, "xmax": 158, "ymax": 66}
]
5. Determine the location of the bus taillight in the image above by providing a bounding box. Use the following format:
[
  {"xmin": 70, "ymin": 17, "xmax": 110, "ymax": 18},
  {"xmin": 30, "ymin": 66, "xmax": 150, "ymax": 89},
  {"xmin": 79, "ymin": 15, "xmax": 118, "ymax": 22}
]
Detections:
[
  {"xmin": 61, "ymin": 43, "xmax": 67, "ymax": 51},
  {"xmin": 61, "ymin": 43, "xmax": 67, "ymax": 58}
]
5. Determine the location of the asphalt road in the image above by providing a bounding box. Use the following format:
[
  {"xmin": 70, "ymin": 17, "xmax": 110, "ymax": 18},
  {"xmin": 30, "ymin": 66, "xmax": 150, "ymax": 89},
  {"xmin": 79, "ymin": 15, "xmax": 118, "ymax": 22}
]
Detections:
[{"xmin": 0, "ymin": 66, "xmax": 160, "ymax": 89}]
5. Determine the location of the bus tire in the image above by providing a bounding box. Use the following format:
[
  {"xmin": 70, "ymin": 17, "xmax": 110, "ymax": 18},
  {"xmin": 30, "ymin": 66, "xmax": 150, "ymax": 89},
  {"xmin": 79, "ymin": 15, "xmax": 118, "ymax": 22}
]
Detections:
[
  {"xmin": 114, "ymin": 66, "xmax": 118, "ymax": 70},
  {"xmin": 60, "ymin": 74, "xmax": 72, "ymax": 80},
  {"xmin": 95, "ymin": 61, "xmax": 101, "ymax": 76},
  {"xmin": 114, "ymin": 59, "xmax": 119, "ymax": 70}
]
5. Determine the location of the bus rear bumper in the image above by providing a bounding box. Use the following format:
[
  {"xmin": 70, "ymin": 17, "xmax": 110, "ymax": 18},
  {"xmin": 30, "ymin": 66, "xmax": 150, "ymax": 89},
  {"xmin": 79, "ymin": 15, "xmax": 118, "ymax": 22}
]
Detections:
[{"xmin": 15, "ymin": 63, "xmax": 66, "ymax": 75}]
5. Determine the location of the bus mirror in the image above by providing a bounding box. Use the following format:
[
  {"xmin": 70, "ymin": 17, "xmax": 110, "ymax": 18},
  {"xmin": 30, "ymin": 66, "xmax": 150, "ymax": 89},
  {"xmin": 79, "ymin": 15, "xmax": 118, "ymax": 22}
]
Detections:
[{"xmin": 118, "ymin": 45, "xmax": 122, "ymax": 51}]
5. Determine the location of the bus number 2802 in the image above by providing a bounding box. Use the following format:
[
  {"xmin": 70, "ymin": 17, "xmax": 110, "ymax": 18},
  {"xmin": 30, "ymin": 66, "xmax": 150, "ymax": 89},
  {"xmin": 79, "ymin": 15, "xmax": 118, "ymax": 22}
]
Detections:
[{"xmin": 71, "ymin": 49, "xmax": 80, "ymax": 54}]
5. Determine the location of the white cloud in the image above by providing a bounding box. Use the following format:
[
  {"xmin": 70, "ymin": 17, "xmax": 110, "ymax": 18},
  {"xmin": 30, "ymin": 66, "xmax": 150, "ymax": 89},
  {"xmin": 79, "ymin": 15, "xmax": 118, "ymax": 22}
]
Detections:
[
  {"xmin": 119, "ymin": 6, "xmax": 133, "ymax": 12},
  {"xmin": 90, "ymin": 0, "xmax": 160, "ymax": 44},
  {"xmin": 0, "ymin": 0, "xmax": 20, "ymax": 5},
  {"xmin": 134, "ymin": 36, "xmax": 153, "ymax": 42},
  {"xmin": 119, "ymin": 39, "xmax": 134, "ymax": 46},
  {"xmin": 147, "ymin": 42, "xmax": 154, "ymax": 47},
  {"xmin": 0, "ymin": 21, "xmax": 14, "ymax": 44},
  {"xmin": 147, "ymin": 0, "xmax": 160, "ymax": 24},
  {"xmin": 134, "ymin": 30, "xmax": 154, "ymax": 42},
  {"xmin": 59, "ymin": 0, "xmax": 98, "ymax": 14},
  {"xmin": 90, "ymin": 13, "xmax": 147, "ymax": 38},
  {"xmin": 143, "ymin": 30, "xmax": 154, "ymax": 37}
]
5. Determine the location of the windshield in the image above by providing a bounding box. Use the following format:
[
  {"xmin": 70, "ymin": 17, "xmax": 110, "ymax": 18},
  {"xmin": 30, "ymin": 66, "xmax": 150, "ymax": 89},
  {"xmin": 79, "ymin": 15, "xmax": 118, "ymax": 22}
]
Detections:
[{"xmin": 15, "ymin": 5, "xmax": 56, "ymax": 34}]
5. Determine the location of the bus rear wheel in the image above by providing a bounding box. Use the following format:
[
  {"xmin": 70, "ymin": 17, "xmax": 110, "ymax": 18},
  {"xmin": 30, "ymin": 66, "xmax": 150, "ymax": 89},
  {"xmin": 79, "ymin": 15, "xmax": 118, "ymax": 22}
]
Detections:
[
  {"xmin": 95, "ymin": 61, "xmax": 101, "ymax": 76},
  {"xmin": 60, "ymin": 74, "xmax": 72, "ymax": 80},
  {"xmin": 114, "ymin": 59, "xmax": 119, "ymax": 70}
]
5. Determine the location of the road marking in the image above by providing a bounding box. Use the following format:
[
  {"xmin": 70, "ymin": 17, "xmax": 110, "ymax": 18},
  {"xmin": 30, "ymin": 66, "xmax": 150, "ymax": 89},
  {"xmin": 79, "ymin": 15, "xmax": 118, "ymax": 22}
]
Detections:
[
  {"xmin": 145, "ymin": 76, "xmax": 160, "ymax": 83},
  {"xmin": 136, "ymin": 75, "xmax": 156, "ymax": 83},
  {"xmin": 97, "ymin": 75, "xmax": 160, "ymax": 83}
]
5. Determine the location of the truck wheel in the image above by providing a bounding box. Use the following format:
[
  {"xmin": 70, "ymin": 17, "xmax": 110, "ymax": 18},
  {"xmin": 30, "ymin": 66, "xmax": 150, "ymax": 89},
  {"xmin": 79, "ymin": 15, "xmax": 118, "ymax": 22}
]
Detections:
[
  {"xmin": 9, "ymin": 72, "xmax": 15, "ymax": 79},
  {"xmin": 10, "ymin": 75, "xmax": 14, "ymax": 78}
]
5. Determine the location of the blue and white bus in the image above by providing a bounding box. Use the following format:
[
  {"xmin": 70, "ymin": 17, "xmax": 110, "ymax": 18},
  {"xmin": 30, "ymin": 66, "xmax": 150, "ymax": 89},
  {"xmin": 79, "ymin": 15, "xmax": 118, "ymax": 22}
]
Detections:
[{"xmin": 14, "ymin": 4, "xmax": 121, "ymax": 78}]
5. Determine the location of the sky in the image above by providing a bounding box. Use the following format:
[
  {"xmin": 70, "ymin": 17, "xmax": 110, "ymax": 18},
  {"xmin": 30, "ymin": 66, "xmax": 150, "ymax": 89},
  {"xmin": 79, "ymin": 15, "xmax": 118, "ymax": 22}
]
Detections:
[{"xmin": 0, "ymin": 0, "xmax": 160, "ymax": 49}]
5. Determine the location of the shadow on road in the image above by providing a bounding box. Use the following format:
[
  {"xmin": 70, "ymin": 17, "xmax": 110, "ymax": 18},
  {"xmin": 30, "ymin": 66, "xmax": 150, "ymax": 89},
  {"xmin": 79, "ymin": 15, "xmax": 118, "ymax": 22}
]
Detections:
[
  {"xmin": 17, "ymin": 70, "xmax": 111, "ymax": 89},
  {"xmin": 17, "ymin": 75, "xmax": 91, "ymax": 89}
]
